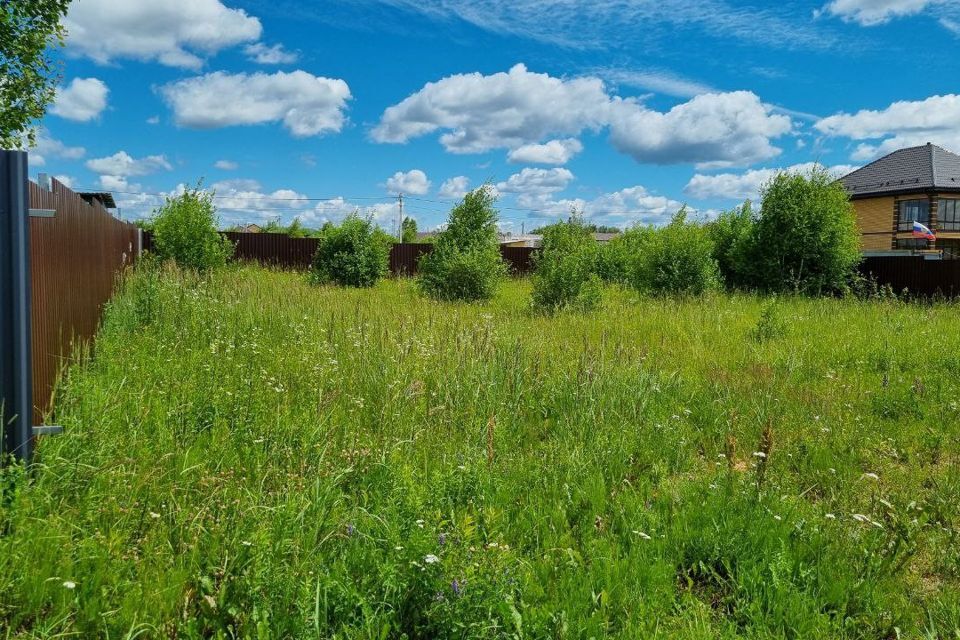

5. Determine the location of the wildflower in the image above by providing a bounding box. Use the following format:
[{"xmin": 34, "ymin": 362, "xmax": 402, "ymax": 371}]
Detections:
[
  {"xmin": 860, "ymin": 472, "xmax": 879, "ymax": 481},
  {"xmin": 415, "ymin": 519, "xmax": 425, "ymax": 529},
  {"xmin": 773, "ymin": 515, "xmax": 782, "ymax": 521},
  {"xmin": 632, "ymin": 530, "xmax": 652, "ymax": 540},
  {"xmin": 149, "ymin": 512, "xmax": 161, "ymax": 519},
  {"xmin": 451, "ymin": 579, "xmax": 462, "ymax": 596},
  {"xmin": 825, "ymin": 513, "xmax": 836, "ymax": 520},
  {"xmin": 752, "ymin": 451, "xmax": 767, "ymax": 459},
  {"xmin": 852, "ymin": 514, "xmax": 869, "ymax": 523},
  {"xmin": 424, "ymin": 554, "xmax": 440, "ymax": 564},
  {"xmin": 241, "ymin": 541, "xmax": 252, "ymax": 547},
  {"xmin": 395, "ymin": 546, "xmax": 403, "ymax": 551},
  {"xmin": 346, "ymin": 524, "xmax": 355, "ymax": 536},
  {"xmin": 63, "ymin": 581, "xmax": 76, "ymax": 590},
  {"xmin": 438, "ymin": 532, "xmax": 447, "ymax": 546}
]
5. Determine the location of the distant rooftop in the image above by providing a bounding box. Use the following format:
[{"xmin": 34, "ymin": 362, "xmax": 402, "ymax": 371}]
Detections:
[
  {"xmin": 77, "ymin": 191, "xmax": 117, "ymax": 209},
  {"xmin": 839, "ymin": 143, "xmax": 960, "ymax": 198}
]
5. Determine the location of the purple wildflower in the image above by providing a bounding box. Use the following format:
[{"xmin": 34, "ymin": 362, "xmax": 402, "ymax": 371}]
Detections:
[
  {"xmin": 451, "ymin": 579, "xmax": 462, "ymax": 596},
  {"xmin": 438, "ymin": 532, "xmax": 447, "ymax": 546},
  {"xmin": 346, "ymin": 523, "xmax": 355, "ymax": 536}
]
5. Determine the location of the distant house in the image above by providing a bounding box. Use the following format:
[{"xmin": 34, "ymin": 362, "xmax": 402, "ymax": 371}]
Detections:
[
  {"xmin": 499, "ymin": 231, "xmax": 620, "ymax": 248},
  {"xmin": 77, "ymin": 191, "xmax": 117, "ymax": 209},
  {"xmin": 839, "ymin": 143, "xmax": 960, "ymax": 258},
  {"xmin": 238, "ymin": 223, "xmax": 263, "ymax": 233}
]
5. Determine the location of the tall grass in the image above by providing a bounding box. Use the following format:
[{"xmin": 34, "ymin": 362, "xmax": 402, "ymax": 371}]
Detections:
[{"xmin": 2, "ymin": 264, "xmax": 959, "ymax": 638}]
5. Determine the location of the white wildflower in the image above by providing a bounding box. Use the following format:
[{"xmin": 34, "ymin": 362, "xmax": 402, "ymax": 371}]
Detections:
[
  {"xmin": 63, "ymin": 581, "xmax": 76, "ymax": 590},
  {"xmin": 424, "ymin": 554, "xmax": 440, "ymax": 564}
]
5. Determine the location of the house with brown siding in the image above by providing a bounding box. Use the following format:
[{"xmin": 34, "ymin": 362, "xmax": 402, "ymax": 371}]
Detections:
[{"xmin": 839, "ymin": 143, "xmax": 960, "ymax": 258}]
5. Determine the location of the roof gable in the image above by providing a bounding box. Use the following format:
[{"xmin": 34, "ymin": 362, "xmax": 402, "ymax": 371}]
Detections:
[{"xmin": 839, "ymin": 143, "xmax": 960, "ymax": 197}]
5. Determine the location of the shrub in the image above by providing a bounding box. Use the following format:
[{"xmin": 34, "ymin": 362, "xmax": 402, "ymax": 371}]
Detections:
[
  {"xmin": 596, "ymin": 226, "xmax": 654, "ymax": 285},
  {"xmin": 707, "ymin": 201, "xmax": 754, "ymax": 289},
  {"xmin": 531, "ymin": 214, "xmax": 603, "ymax": 312},
  {"xmin": 401, "ymin": 216, "xmax": 418, "ymax": 243},
  {"xmin": 417, "ymin": 187, "xmax": 507, "ymax": 301},
  {"xmin": 744, "ymin": 167, "xmax": 861, "ymax": 295},
  {"xmin": 631, "ymin": 210, "xmax": 721, "ymax": 295},
  {"xmin": 311, "ymin": 214, "xmax": 392, "ymax": 287},
  {"xmin": 151, "ymin": 186, "xmax": 233, "ymax": 271}
]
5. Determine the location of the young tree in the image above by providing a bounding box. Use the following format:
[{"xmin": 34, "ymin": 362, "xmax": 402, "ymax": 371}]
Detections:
[
  {"xmin": 1, "ymin": 0, "xmax": 70, "ymax": 148},
  {"xmin": 311, "ymin": 214, "xmax": 392, "ymax": 287},
  {"xmin": 401, "ymin": 216, "xmax": 418, "ymax": 243},
  {"xmin": 531, "ymin": 212, "xmax": 602, "ymax": 312},
  {"xmin": 151, "ymin": 187, "xmax": 233, "ymax": 271},
  {"xmin": 417, "ymin": 187, "xmax": 507, "ymax": 302},
  {"xmin": 746, "ymin": 168, "xmax": 861, "ymax": 295}
]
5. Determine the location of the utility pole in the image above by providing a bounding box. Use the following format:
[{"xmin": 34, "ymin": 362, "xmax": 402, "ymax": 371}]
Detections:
[{"xmin": 397, "ymin": 193, "xmax": 404, "ymax": 242}]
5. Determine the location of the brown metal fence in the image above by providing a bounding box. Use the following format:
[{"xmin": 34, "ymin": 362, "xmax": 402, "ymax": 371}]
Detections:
[
  {"xmin": 860, "ymin": 256, "xmax": 960, "ymax": 297},
  {"xmin": 29, "ymin": 179, "xmax": 140, "ymax": 422},
  {"xmin": 143, "ymin": 231, "xmax": 538, "ymax": 275}
]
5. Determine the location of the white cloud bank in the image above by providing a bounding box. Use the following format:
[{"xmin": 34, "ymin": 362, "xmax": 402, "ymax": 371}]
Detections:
[
  {"xmin": 438, "ymin": 176, "xmax": 471, "ymax": 199},
  {"xmin": 372, "ymin": 64, "xmax": 792, "ymax": 167},
  {"xmin": 244, "ymin": 42, "xmax": 299, "ymax": 64},
  {"xmin": 815, "ymin": 94, "xmax": 960, "ymax": 160},
  {"xmin": 160, "ymin": 70, "xmax": 351, "ymax": 137},
  {"xmin": 86, "ymin": 151, "xmax": 172, "ymax": 177},
  {"xmin": 684, "ymin": 163, "xmax": 860, "ymax": 201},
  {"xmin": 51, "ymin": 78, "xmax": 109, "ymax": 122},
  {"xmin": 27, "ymin": 131, "xmax": 86, "ymax": 167},
  {"xmin": 64, "ymin": 0, "xmax": 262, "ymax": 69}
]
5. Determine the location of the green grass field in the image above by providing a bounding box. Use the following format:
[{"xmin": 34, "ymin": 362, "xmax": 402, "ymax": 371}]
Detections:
[{"xmin": 2, "ymin": 264, "xmax": 960, "ymax": 638}]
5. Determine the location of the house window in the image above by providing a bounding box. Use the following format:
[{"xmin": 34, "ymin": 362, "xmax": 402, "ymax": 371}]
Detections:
[
  {"xmin": 896, "ymin": 238, "xmax": 930, "ymax": 251},
  {"xmin": 898, "ymin": 199, "xmax": 930, "ymax": 231},
  {"xmin": 940, "ymin": 199, "xmax": 960, "ymax": 232}
]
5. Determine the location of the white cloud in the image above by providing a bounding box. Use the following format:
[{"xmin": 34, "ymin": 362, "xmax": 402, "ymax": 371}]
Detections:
[
  {"xmin": 28, "ymin": 131, "xmax": 86, "ymax": 166},
  {"xmin": 86, "ymin": 151, "xmax": 172, "ymax": 177},
  {"xmin": 517, "ymin": 185, "xmax": 686, "ymax": 226},
  {"xmin": 64, "ymin": 0, "xmax": 261, "ymax": 69},
  {"xmin": 438, "ymin": 176, "xmax": 471, "ymax": 199},
  {"xmin": 53, "ymin": 175, "xmax": 75, "ymax": 189},
  {"xmin": 607, "ymin": 91, "xmax": 793, "ymax": 167},
  {"xmin": 815, "ymin": 94, "xmax": 960, "ymax": 160},
  {"xmin": 208, "ymin": 179, "xmax": 311, "ymax": 217},
  {"xmin": 507, "ymin": 139, "xmax": 583, "ymax": 165},
  {"xmin": 160, "ymin": 70, "xmax": 351, "ymax": 137},
  {"xmin": 684, "ymin": 163, "xmax": 860, "ymax": 201},
  {"xmin": 373, "ymin": 64, "xmax": 791, "ymax": 167},
  {"xmin": 51, "ymin": 78, "xmax": 109, "ymax": 122},
  {"xmin": 372, "ymin": 64, "xmax": 611, "ymax": 153},
  {"xmin": 943, "ymin": 18, "xmax": 960, "ymax": 34},
  {"xmin": 99, "ymin": 175, "xmax": 139, "ymax": 192},
  {"xmin": 817, "ymin": 0, "xmax": 944, "ymax": 26},
  {"xmin": 244, "ymin": 42, "xmax": 299, "ymax": 64},
  {"xmin": 496, "ymin": 167, "xmax": 574, "ymax": 196},
  {"xmin": 214, "ymin": 160, "xmax": 238, "ymax": 170},
  {"xmin": 146, "ymin": 115, "xmax": 160, "ymax": 125},
  {"xmin": 385, "ymin": 169, "xmax": 430, "ymax": 195}
]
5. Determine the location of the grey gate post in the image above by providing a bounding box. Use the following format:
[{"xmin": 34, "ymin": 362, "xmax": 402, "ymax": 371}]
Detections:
[{"xmin": 0, "ymin": 150, "xmax": 33, "ymax": 463}]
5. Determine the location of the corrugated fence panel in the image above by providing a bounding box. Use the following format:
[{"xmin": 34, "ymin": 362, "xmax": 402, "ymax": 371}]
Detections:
[
  {"xmin": 29, "ymin": 179, "xmax": 139, "ymax": 422},
  {"xmin": 142, "ymin": 232, "xmax": 538, "ymax": 276},
  {"xmin": 860, "ymin": 256, "xmax": 960, "ymax": 297}
]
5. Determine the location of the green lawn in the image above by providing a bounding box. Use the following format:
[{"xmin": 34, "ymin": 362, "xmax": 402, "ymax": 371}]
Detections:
[{"xmin": 2, "ymin": 264, "xmax": 959, "ymax": 638}]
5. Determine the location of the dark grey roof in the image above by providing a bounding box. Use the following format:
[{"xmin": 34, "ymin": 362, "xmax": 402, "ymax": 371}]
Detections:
[{"xmin": 839, "ymin": 143, "xmax": 960, "ymax": 197}]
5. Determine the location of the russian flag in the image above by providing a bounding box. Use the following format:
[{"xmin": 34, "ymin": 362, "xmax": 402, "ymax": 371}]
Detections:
[{"xmin": 913, "ymin": 221, "xmax": 936, "ymax": 241}]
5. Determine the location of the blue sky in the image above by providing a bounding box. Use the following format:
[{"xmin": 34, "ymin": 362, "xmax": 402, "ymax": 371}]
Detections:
[{"xmin": 30, "ymin": 0, "xmax": 960, "ymax": 232}]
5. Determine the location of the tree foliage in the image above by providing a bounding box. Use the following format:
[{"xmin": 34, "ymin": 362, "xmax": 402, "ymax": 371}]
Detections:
[
  {"xmin": 311, "ymin": 214, "xmax": 392, "ymax": 287},
  {"xmin": 417, "ymin": 187, "xmax": 506, "ymax": 302},
  {"xmin": 151, "ymin": 187, "xmax": 233, "ymax": 271},
  {"xmin": 745, "ymin": 168, "xmax": 861, "ymax": 294},
  {"xmin": 401, "ymin": 216, "xmax": 418, "ymax": 243},
  {"xmin": 531, "ymin": 213, "xmax": 602, "ymax": 312},
  {"xmin": 707, "ymin": 201, "xmax": 754, "ymax": 290},
  {"xmin": 1, "ymin": 0, "xmax": 70, "ymax": 148}
]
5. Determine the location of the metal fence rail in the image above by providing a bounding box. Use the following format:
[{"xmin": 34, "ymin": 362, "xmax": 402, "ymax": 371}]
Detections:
[{"xmin": 860, "ymin": 256, "xmax": 960, "ymax": 297}]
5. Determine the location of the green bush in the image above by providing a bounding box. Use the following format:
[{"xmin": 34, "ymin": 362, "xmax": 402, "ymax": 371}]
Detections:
[
  {"xmin": 531, "ymin": 215, "xmax": 602, "ymax": 312},
  {"xmin": 596, "ymin": 226, "xmax": 654, "ymax": 285},
  {"xmin": 630, "ymin": 210, "xmax": 720, "ymax": 295},
  {"xmin": 401, "ymin": 216, "xmax": 418, "ymax": 243},
  {"xmin": 707, "ymin": 201, "xmax": 754, "ymax": 289},
  {"xmin": 151, "ymin": 187, "xmax": 233, "ymax": 271},
  {"xmin": 744, "ymin": 167, "xmax": 861, "ymax": 295},
  {"xmin": 418, "ymin": 187, "xmax": 507, "ymax": 301},
  {"xmin": 311, "ymin": 214, "xmax": 392, "ymax": 287}
]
